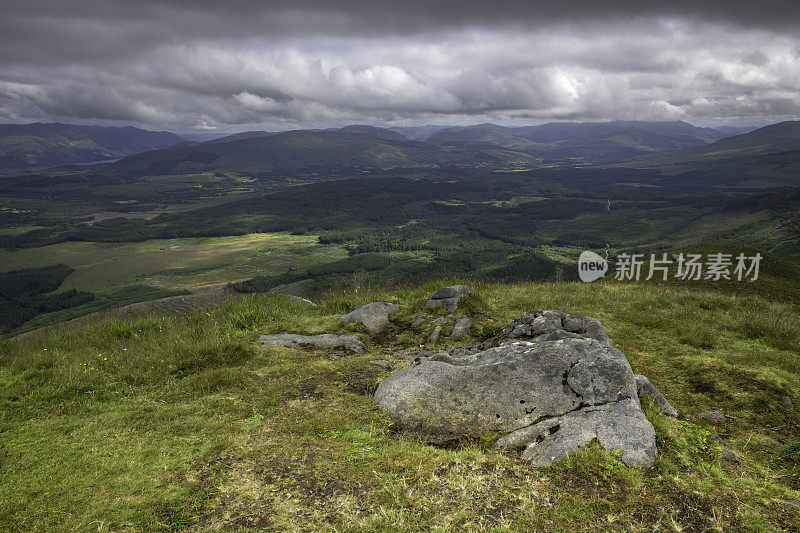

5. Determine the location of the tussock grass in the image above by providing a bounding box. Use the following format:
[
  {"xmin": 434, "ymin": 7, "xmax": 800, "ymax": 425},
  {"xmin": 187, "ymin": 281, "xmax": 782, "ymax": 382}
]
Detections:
[{"xmin": 1, "ymin": 283, "xmax": 799, "ymax": 531}]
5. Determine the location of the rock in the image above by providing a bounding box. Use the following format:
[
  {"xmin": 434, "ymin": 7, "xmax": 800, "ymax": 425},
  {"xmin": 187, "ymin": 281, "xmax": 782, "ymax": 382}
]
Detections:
[
  {"xmin": 720, "ymin": 448, "xmax": 740, "ymax": 463},
  {"xmin": 425, "ymin": 285, "xmax": 470, "ymax": 312},
  {"xmin": 782, "ymin": 395, "xmax": 794, "ymax": 410},
  {"xmin": 287, "ymin": 295, "xmax": 317, "ymax": 307},
  {"xmin": 783, "ymin": 500, "xmax": 800, "ymax": 509},
  {"xmin": 502, "ymin": 310, "xmax": 610, "ymax": 345},
  {"xmin": 428, "ymin": 325, "xmax": 443, "ymax": 345},
  {"xmin": 699, "ymin": 410, "xmax": 728, "ymax": 423},
  {"xmin": 450, "ymin": 318, "xmax": 471, "ymax": 341},
  {"xmin": 711, "ymin": 433, "xmax": 726, "ymax": 444},
  {"xmin": 374, "ymin": 313, "xmax": 657, "ymax": 467},
  {"xmin": 259, "ymin": 334, "xmax": 364, "ymax": 355},
  {"xmin": 411, "ymin": 317, "xmax": 426, "ymax": 328},
  {"xmin": 635, "ymin": 375, "xmax": 678, "ymax": 417},
  {"xmin": 370, "ymin": 359, "xmax": 393, "ymax": 370},
  {"xmin": 340, "ymin": 302, "xmax": 400, "ymax": 334},
  {"xmin": 759, "ymin": 438, "xmax": 781, "ymax": 447},
  {"xmin": 432, "ymin": 317, "xmax": 448, "ymax": 325}
]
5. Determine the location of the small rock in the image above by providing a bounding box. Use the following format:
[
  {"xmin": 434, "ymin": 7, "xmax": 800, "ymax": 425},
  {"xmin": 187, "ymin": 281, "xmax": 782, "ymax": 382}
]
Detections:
[
  {"xmin": 411, "ymin": 317, "xmax": 425, "ymax": 328},
  {"xmin": 370, "ymin": 359, "xmax": 393, "ymax": 370},
  {"xmin": 340, "ymin": 302, "xmax": 400, "ymax": 334},
  {"xmin": 432, "ymin": 317, "xmax": 448, "ymax": 325},
  {"xmin": 720, "ymin": 448, "xmax": 740, "ymax": 463},
  {"xmin": 450, "ymin": 318, "xmax": 471, "ymax": 341},
  {"xmin": 428, "ymin": 325, "xmax": 443, "ymax": 345},
  {"xmin": 711, "ymin": 433, "xmax": 726, "ymax": 444},
  {"xmin": 783, "ymin": 500, "xmax": 800, "ymax": 508},
  {"xmin": 635, "ymin": 374, "xmax": 678, "ymax": 417},
  {"xmin": 782, "ymin": 395, "xmax": 794, "ymax": 410},
  {"xmin": 287, "ymin": 295, "xmax": 317, "ymax": 307},
  {"xmin": 259, "ymin": 334, "xmax": 364, "ymax": 355},
  {"xmin": 425, "ymin": 285, "xmax": 470, "ymax": 312},
  {"xmin": 699, "ymin": 410, "xmax": 728, "ymax": 423},
  {"xmin": 759, "ymin": 438, "xmax": 781, "ymax": 447}
]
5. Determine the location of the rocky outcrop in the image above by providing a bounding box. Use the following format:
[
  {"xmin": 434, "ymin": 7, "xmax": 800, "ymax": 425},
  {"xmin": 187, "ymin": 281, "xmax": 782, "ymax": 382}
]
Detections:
[
  {"xmin": 425, "ymin": 285, "xmax": 470, "ymax": 312},
  {"xmin": 259, "ymin": 334, "xmax": 364, "ymax": 355},
  {"xmin": 635, "ymin": 374, "xmax": 678, "ymax": 417},
  {"xmin": 340, "ymin": 302, "xmax": 400, "ymax": 334},
  {"xmin": 450, "ymin": 318, "xmax": 471, "ymax": 341},
  {"xmin": 374, "ymin": 311, "xmax": 661, "ymax": 467}
]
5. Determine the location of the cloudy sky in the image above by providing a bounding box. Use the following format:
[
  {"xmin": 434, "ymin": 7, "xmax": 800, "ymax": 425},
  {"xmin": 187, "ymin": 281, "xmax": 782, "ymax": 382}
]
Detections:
[{"xmin": 1, "ymin": 0, "xmax": 799, "ymax": 132}]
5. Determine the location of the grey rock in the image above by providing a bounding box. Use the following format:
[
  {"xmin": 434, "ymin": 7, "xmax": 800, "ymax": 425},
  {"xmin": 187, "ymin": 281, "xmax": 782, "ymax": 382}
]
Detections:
[
  {"xmin": 635, "ymin": 375, "xmax": 678, "ymax": 417},
  {"xmin": 370, "ymin": 359, "xmax": 393, "ymax": 370},
  {"xmin": 711, "ymin": 433, "xmax": 726, "ymax": 444},
  {"xmin": 428, "ymin": 325, "xmax": 443, "ymax": 345},
  {"xmin": 699, "ymin": 410, "xmax": 728, "ymax": 423},
  {"xmin": 450, "ymin": 318, "xmax": 471, "ymax": 341},
  {"xmin": 432, "ymin": 317, "xmax": 448, "ymax": 325},
  {"xmin": 259, "ymin": 334, "xmax": 364, "ymax": 355},
  {"xmin": 340, "ymin": 302, "xmax": 400, "ymax": 334},
  {"xmin": 374, "ymin": 316, "xmax": 656, "ymax": 468},
  {"xmin": 782, "ymin": 395, "xmax": 794, "ymax": 410},
  {"xmin": 411, "ymin": 317, "xmax": 426, "ymax": 328},
  {"xmin": 720, "ymin": 448, "xmax": 740, "ymax": 463},
  {"xmin": 502, "ymin": 310, "xmax": 610, "ymax": 344},
  {"xmin": 783, "ymin": 500, "xmax": 800, "ymax": 508},
  {"xmin": 426, "ymin": 285, "xmax": 470, "ymax": 312},
  {"xmin": 759, "ymin": 438, "xmax": 781, "ymax": 447}
]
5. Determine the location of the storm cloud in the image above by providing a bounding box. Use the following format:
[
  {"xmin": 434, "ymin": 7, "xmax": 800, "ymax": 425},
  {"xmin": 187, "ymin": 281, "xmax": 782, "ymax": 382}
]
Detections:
[{"xmin": 1, "ymin": 0, "xmax": 799, "ymax": 131}]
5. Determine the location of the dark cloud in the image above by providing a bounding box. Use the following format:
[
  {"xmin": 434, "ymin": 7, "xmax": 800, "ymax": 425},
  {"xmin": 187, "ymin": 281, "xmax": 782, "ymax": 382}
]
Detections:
[{"xmin": 0, "ymin": 1, "xmax": 798, "ymax": 130}]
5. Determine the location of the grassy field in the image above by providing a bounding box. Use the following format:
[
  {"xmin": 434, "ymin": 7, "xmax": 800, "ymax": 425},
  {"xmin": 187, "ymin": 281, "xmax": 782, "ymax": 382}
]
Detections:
[
  {"xmin": 0, "ymin": 232, "xmax": 347, "ymax": 293},
  {"xmin": 1, "ymin": 279, "xmax": 798, "ymax": 531}
]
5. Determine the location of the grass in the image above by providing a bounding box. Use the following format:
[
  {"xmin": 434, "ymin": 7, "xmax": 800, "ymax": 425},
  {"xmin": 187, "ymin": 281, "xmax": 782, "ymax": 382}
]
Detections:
[
  {"xmin": 1, "ymin": 279, "xmax": 799, "ymax": 531},
  {"xmin": 0, "ymin": 232, "xmax": 346, "ymax": 293}
]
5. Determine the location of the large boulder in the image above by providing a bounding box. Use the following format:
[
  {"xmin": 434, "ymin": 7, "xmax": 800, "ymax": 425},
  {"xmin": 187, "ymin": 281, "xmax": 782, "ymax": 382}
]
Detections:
[
  {"xmin": 259, "ymin": 334, "xmax": 364, "ymax": 355},
  {"xmin": 374, "ymin": 312, "xmax": 658, "ymax": 467},
  {"xmin": 340, "ymin": 302, "xmax": 400, "ymax": 334},
  {"xmin": 425, "ymin": 285, "xmax": 470, "ymax": 312}
]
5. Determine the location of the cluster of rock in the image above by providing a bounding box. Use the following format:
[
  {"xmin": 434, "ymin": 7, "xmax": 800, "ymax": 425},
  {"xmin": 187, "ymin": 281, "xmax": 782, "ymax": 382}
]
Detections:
[
  {"xmin": 258, "ymin": 284, "xmax": 690, "ymax": 468},
  {"xmin": 375, "ymin": 308, "xmax": 676, "ymax": 468}
]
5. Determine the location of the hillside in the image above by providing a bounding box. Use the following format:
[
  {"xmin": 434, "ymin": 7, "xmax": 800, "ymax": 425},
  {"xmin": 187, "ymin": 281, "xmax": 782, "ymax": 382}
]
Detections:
[
  {"xmin": 1, "ymin": 280, "xmax": 798, "ymax": 530},
  {"xmin": 0, "ymin": 123, "xmax": 185, "ymax": 172},
  {"xmin": 622, "ymin": 121, "xmax": 800, "ymax": 185},
  {"xmin": 107, "ymin": 126, "xmax": 501, "ymax": 177},
  {"xmin": 425, "ymin": 121, "xmax": 724, "ymax": 164}
]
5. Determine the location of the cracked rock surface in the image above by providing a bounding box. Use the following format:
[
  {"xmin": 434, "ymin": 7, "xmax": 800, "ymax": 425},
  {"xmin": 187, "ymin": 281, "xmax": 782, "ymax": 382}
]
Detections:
[
  {"xmin": 259, "ymin": 334, "xmax": 364, "ymax": 355},
  {"xmin": 374, "ymin": 311, "xmax": 657, "ymax": 467}
]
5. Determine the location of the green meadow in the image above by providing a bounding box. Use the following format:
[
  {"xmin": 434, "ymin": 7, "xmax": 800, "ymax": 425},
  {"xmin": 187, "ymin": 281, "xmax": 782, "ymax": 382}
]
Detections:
[{"xmin": 1, "ymin": 280, "xmax": 798, "ymax": 531}]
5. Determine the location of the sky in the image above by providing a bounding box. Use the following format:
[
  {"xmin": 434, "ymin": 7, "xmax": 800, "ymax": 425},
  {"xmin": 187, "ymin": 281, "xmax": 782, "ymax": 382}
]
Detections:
[{"xmin": 1, "ymin": 0, "xmax": 799, "ymax": 133}]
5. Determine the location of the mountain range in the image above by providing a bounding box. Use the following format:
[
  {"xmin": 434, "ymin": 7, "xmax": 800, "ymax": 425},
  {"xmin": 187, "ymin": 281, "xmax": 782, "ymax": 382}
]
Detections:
[
  {"xmin": 2, "ymin": 120, "xmax": 799, "ymax": 182},
  {"xmin": 0, "ymin": 123, "xmax": 185, "ymax": 172}
]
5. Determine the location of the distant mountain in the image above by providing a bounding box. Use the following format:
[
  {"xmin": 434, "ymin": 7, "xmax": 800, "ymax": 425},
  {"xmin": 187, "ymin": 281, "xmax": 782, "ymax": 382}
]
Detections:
[
  {"xmin": 0, "ymin": 123, "xmax": 185, "ymax": 171},
  {"xmin": 108, "ymin": 125, "xmax": 499, "ymax": 177},
  {"xmin": 714, "ymin": 125, "xmax": 764, "ymax": 137},
  {"xmin": 387, "ymin": 125, "xmax": 453, "ymax": 140},
  {"xmin": 623, "ymin": 121, "xmax": 800, "ymax": 185},
  {"xmin": 424, "ymin": 121, "xmax": 724, "ymax": 164}
]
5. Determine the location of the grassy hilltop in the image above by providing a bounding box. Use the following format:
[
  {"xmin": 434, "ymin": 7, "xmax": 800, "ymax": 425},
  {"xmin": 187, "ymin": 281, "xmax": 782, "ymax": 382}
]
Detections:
[{"xmin": 1, "ymin": 279, "xmax": 798, "ymax": 531}]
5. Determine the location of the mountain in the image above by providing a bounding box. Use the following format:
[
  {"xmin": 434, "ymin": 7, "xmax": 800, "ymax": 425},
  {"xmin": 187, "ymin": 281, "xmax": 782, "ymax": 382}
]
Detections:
[
  {"xmin": 714, "ymin": 125, "xmax": 763, "ymax": 137},
  {"xmin": 108, "ymin": 125, "xmax": 499, "ymax": 177},
  {"xmin": 623, "ymin": 121, "xmax": 800, "ymax": 185},
  {"xmin": 387, "ymin": 125, "xmax": 453, "ymax": 140},
  {"xmin": 0, "ymin": 123, "xmax": 185, "ymax": 171},
  {"xmin": 424, "ymin": 121, "xmax": 725, "ymax": 164}
]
